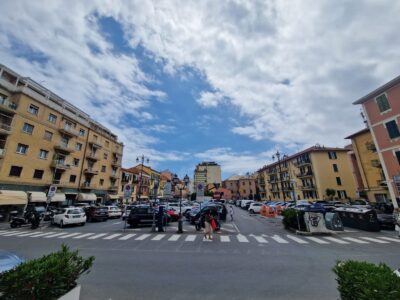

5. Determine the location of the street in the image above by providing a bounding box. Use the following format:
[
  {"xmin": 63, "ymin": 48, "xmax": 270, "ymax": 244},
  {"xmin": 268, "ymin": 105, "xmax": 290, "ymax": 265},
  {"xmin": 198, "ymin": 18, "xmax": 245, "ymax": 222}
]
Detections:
[{"xmin": 1, "ymin": 207, "xmax": 400, "ymax": 300}]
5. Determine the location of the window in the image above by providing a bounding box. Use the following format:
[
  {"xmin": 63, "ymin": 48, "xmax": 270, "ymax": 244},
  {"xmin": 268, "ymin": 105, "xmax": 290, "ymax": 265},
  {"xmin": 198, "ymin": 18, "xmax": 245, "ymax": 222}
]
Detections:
[
  {"xmin": 93, "ymin": 135, "xmax": 98, "ymax": 141},
  {"xmin": 48, "ymin": 113, "xmax": 57, "ymax": 124},
  {"xmin": 9, "ymin": 166, "xmax": 22, "ymax": 177},
  {"xmin": 101, "ymin": 165, "xmax": 106, "ymax": 172},
  {"xmin": 69, "ymin": 175, "xmax": 76, "ymax": 183},
  {"xmin": 376, "ymin": 94, "xmax": 391, "ymax": 113},
  {"xmin": 16, "ymin": 143, "xmax": 28, "ymax": 154},
  {"xmin": 28, "ymin": 104, "xmax": 39, "ymax": 115},
  {"xmin": 100, "ymin": 179, "xmax": 104, "ymax": 186},
  {"xmin": 75, "ymin": 143, "xmax": 82, "ymax": 151},
  {"xmin": 328, "ymin": 151, "xmax": 337, "ymax": 159},
  {"xmin": 64, "ymin": 121, "xmax": 73, "ymax": 130},
  {"xmin": 73, "ymin": 158, "xmax": 80, "ymax": 166},
  {"xmin": 337, "ymin": 190, "xmax": 347, "ymax": 199},
  {"xmin": 336, "ymin": 177, "xmax": 342, "ymax": 186},
  {"xmin": 105, "ymin": 141, "xmax": 109, "ymax": 147},
  {"xmin": 385, "ymin": 120, "xmax": 400, "ymax": 139},
  {"xmin": 61, "ymin": 136, "xmax": 69, "ymax": 146},
  {"xmin": 22, "ymin": 123, "xmax": 34, "ymax": 134},
  {"xmin": 104, "ymin": 153, "xmax": 108, "ymax": 160},
  {"xmin": 333, "ymin": 164, "xmax": 338, "ymax": 172},
  {"xmin": 79, "ymin": 129, "xmax": 85, "ymax": 136},
  {"xmin": 43, "ymin": 130, "xmax": 53, "ymax": 141},
  {"xmin": 39, "ymin": 149, "xmax": 49, "ymax": 159},
  {"xmin": 33, "ymin": 169, "xmax": 44, "ymax": 179}
]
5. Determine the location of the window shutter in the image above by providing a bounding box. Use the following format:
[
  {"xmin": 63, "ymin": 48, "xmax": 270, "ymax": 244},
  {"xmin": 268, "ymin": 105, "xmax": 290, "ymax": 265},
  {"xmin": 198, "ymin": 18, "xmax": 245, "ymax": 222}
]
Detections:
[
  {"xmin": 386, "ymin": 120, "xmax": 400, "ymax": 139},
  {"xmin": 376, "ymin": 94, "xmax": 390, "ymax": 112}
]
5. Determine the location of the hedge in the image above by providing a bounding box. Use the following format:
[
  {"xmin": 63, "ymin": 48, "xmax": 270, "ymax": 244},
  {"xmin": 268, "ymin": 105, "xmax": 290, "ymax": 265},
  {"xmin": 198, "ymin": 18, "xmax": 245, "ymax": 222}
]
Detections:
[
  {"xmin": 0, "ymin": 244, "xmax": 94, "ymax": 300},
  {"xmin": 333, "ymin": 260, "xmax": 400, "ymax": 300},
  {"xmin": 282, "ymin": 208, "xmax": 306, "ymax": 231}
]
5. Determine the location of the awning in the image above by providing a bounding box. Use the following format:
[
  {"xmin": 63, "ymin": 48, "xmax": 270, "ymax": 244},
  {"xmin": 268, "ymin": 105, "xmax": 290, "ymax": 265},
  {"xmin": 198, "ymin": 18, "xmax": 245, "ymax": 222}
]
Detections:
[
  {"xmin": 52, "ymin": 193, "xmax": 66, "ymax": 202},
  {"xmin": 77, "ymin": 193, "xmax": 97, "ymax": 201},
  {"xmin": 108, "ymin": 195, "xmax": 119, "ymax": 200},
  {"xmin": 28, "ymin": 192, "xmax": 47, "ymax": 203},
  {"xmin": 0, "ymin": 190, "xmax": 27, "ymax": 206}
]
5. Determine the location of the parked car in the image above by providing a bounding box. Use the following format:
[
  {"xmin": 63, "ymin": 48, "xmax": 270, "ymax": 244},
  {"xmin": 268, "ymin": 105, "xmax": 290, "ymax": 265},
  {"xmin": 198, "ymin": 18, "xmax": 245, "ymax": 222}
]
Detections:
[
  {"xmin": 375, "ymin": 209, "xmax": 396, "ymax": 229},
  {"xmin": 0, "ymin": 250, "xmax": 25, "ymax": 274},
  {"xmin": 240, "ymin": 200, "xmax": 252, "ymax": 209},
  {"xmin": 244, "ymin": 201, "xmax": 254, "ymax": 210},
  {"xmin": 24, "ymin": 204, "xmax": 52, "ymax": 221},
  {"xmin": 235, "ymin": 200, "xmax": 242, "ymax": 207},
  {"xmin": 127, "ymin": 205, "xmax": 168, "ymax": 228},
  {"xmin": 248, "ymin": 202, "xmax": 263, "ymax": 214},
  {"xmin": 106, "ymin": 206, "xmax": 122, "ymax": 219},
  {"xmin": 122, "ymin": 205, "xmax": 136, "ymax": 220},
  {"xmin": 85, "ymin": 206, "xmax": 109, "ymax": 222},
  {"xmin": 167, "ymin": 202, "xmax": 192, "ymax": 214},
  {"xmin": 52, "ymin": 207, "xmax": 86, "ymax": 227}
]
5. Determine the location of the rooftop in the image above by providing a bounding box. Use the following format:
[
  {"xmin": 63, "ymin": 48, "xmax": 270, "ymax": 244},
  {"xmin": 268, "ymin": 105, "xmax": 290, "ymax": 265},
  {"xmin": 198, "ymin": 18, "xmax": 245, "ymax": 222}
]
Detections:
[{"xmin": 353, "ymin": 74, "xmax": 400, "ymax": 105}]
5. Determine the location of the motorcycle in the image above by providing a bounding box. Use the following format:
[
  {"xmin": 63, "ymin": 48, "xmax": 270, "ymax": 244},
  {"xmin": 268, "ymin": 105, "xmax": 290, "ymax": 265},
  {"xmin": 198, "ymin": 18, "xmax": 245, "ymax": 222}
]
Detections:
[{"xmin": 10, "ymin": 212, "xmax": 41, "ymax": 229}]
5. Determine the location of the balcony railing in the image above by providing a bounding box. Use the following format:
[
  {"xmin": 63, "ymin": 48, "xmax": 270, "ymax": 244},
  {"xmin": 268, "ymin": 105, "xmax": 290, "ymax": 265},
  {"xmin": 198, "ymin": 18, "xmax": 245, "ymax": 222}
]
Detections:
[
  {"xmin": 81, "ymin": 182, "xmax": 91, "ymax": 188},
  {"xmin": 0, "ymin": 122, "xmax": 12, "ymax": 134},
  {"xmin": 84, "ymin": 168, "xmax": 99, "ymax": 175},
  {"xmin": 300, "ymin": 184, "xmax": 315, "ymax": 190},
  {"xmin": 51, "ymin": 160, "xmax": 71, "ymax": 170},
  {"xmin": 89, "ymin": 141, "xmax": 102, "ymax": 149},
  {"xmin": 86, "ymin": 152, "xmax": 99, "ymax": 161},
  {"xmin": 371, "ymin": 159, "xmax": 382, "ymax": 168},
  {"xmin": 108, "ymin": 186, "xmax": 118, "ymax": 191},
  {"xmin": 293, "ymin": 160, "xmax": 311, "ymax": 167},
  {"xmin": 296, "ymin": 171, "xmax": 313, "ymax": 178},
  {"xmin": 0, "ymin": 98, "xmax": 18, "ymax": 114},
  {"xmin": 59, "ymin": 125, "xmax": 79, "ymax": 137},
  {"xmin": 54, "ymin": 142, "xmax": 74, "ymax": 153},
  {"xmin": 366, "ymin": 142, "xmax": 377, "ymax": 152},
  {"xmin": 111, "ymin": 159, "xmax": 121, "ymax": 167},
  {"xmin": 110, "ymin": 173, "xmax": 119, "ymax": 179}
]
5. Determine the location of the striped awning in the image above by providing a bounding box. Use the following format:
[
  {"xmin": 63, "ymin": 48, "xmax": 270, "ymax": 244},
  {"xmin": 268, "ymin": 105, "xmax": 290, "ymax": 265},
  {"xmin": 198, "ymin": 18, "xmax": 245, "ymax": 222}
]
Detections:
[
  {"xmin": 77, "ymin": 193, "xmax": 97, "ymax": 201},
  {"xmin": 0, "ymin": 190, "xmax": 28, "ymax": 205},
  {"xmin": 51, "ymin": 193, "xmax": 66, "ymax": 202},
  {"xmin": 28, "ymin": 192, "xmax": 47, "ymax": 203}
]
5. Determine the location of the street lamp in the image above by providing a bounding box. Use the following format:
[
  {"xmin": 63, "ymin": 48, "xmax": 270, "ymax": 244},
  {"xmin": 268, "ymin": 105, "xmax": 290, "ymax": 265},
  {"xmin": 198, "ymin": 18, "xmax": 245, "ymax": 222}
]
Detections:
[
  {"xmin": 136, "ymin": 155, "xmax": 149, "ymax": 203},
  {"xmin": 175, "ymin": 174, "xmax": 190, "ymax": 234},
  {"xmin": 272, "ymin": 150, "xmax": 287, "ymax": 202}
]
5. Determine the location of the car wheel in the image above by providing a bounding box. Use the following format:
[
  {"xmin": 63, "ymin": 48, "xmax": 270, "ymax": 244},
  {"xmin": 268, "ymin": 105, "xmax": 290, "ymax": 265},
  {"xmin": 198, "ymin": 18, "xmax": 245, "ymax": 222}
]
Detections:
[
  {"xmin": 81, "ymin": 222, "xmax": 85, "ymax": 226},
  {"xmin": 60, "ymin": 220, "xmax": 64, "ymax": 228},
  {"xmin": 250, "ymin": 209, "xmax": 254, "ymax": 214},
  {"xmin": 10, "ymin": 223, "xmax": 17, "ymax": 228}
]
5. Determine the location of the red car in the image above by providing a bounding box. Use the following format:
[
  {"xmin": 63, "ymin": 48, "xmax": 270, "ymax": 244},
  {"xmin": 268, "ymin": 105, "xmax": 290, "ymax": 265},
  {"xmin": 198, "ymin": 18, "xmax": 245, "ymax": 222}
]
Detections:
[{"xmin": 166, "ymin": 208, "xmax": 179, "ymax": 222}]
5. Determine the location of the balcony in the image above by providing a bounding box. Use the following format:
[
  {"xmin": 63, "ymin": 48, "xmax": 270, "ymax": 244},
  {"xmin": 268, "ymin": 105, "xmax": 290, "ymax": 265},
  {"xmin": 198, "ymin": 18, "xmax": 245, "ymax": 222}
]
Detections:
[
  {"xmin": 0, "ymin": 122, "xmax": 12, "ymax": 135},
  {"xmin": 296, "ymin": 171, "xmax": 313, "ymax": 178},
  {"xmin": 84, "ymin": 168, "xmax": 99, "ymax": 175},
  {"xmin": 268, "ymin": 169, "xmax": 277, "ymax": 174},
  {"xmin": 54, "ymin": 142, "xmax": 74, "ymax": 153},
  {"xmin": 111, "ymin": 159, "xmax": 121, "ymax": 167},
  {"xmin": 300, "ymin": 184, "xmax": 315, "ymax": 190},
  {"xmin": 0, "ymin": 148, "xmax": 5, "ymax": 158},
  {"xmin": 110, "ymin": 173, "xmax": 119, "ymax": 180},
  {"xmin": 86, "ymin": 152, "xmax": 99, "ymax": 161},
  {"xmin": 81, "ymin": 182, "xmax": 92, "ymax": 189},
  {"xmin": 89, "ymin": 141, "xmax": 102, "ymax": 149},
  {"xmin": 294, "ymin": 160, "xmax": 311, "ymax": 167},
  {"xmin": 366, "ymin": 142, "xmax": 377, "ymax": 152},
  {"xmin": 371, "ymin": 159, "xmax": 382, "ymax": 168},
  {"xmin": 0, "ymin": 98, "xmax": 18, "ymax": 114},
  {"xmin": 378, "ymin": 179, "xmax": 388, "ymax": 187},
  {"xmin": 108, "ymin": 186, "xmax": 118, "ymax": 191},
  {"xmin": 59, "ymin": 125, "xmax": 79, "ymax": 137},
  {"xmin": 51, "ymin": 160, "xmax": 71, "ymax": 171}
]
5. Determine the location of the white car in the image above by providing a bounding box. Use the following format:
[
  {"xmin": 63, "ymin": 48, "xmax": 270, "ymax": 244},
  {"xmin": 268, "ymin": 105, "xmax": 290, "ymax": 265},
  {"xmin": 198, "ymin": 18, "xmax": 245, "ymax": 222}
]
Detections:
[
  {"xmin": 240, "ymin": 200, "xmax": 253, "ymax": 209},
  {"xmin": 248, "ymin": 202, "xmax": 263, "ymax": 214},
  {"xmin": 52, "ymin": 207, "xmax": 86, "ymax": 228},
  {"xmin": 167, "ymin": 203, "xmax": 192, "ymax": 214},
  {"xmin": 106, "ymin": 206, "xmax": 122, "ymax": 218}
]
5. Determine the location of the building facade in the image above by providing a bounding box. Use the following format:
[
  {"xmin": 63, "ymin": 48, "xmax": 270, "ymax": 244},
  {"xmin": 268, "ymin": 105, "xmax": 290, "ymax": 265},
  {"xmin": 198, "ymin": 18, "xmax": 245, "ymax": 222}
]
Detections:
[
  {"xmin": 346, "ymin": 128, "xmax": 389, "ymax": 203},
  {"xmin": 193, "ymin": 162, "xmax": 221, "ymax": 191},
  {"xmin": 222, "ymin": 174, "xmax": 256, "ymax": 199},
  {"xmin": 0, "ymin": 64, "xmax": 123, "ymax": 207},
  {"xmin": 354, "ymin": 76, "xmax": 400, "ymax": 208},
  {"xmin": 256, "ymin": 146, "xmax": 356, "ymax": 201}
]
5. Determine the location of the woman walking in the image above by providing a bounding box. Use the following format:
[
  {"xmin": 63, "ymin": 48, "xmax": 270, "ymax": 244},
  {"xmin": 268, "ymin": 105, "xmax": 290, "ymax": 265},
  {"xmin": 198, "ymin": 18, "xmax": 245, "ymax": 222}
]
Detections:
[{"xmin": 204, "ymin": 212, "xmax": 213, "ymax": 241}]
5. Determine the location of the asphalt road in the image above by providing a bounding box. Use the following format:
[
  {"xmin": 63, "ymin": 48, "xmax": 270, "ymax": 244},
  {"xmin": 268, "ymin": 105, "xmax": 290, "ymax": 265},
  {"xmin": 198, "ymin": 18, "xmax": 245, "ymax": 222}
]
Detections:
[{"xmin": 1, "ymin": 206, "xmax": 400, "ymax": 300}]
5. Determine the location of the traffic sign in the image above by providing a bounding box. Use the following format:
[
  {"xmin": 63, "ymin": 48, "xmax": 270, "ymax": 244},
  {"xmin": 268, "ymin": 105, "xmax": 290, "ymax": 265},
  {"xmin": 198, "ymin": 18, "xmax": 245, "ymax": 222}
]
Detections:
[
  {"xmin": 48, "ymin": 185, "xmax": 57, "ymax": 198},
  {"xmin": 124, "ymin": 184, "xmax": 132, "ymax": 199}
]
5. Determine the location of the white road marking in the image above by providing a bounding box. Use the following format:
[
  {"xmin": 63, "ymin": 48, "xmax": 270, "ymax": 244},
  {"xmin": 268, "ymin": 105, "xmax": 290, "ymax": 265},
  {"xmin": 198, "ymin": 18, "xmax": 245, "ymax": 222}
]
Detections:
[
  {"xmin": 286, "ymin": 235, "xmax": 308, "ymax": 244},
  {"xmin": 17, "ymin": 232, "xmax": 43, "ymax": 237},
  {"xmin": 232, "ymin": 223, "xmax": 240, "ymax": 233},
  {"xmin": 168, "ymin": 234, "xmax": 181, "ymax": 241},
  {"xmin": 324, "ymin": 237, "xmax": 349, "ymax": 244},
  {"xmin": 185, "ymin": 235, "xmax": 196, "ymax": 242},
  {"xmin": 58, "ymin": 233, "xmax": 82, "ymax": 239},
  {"xmin": 342, "ymin": 237, "xmax": 370, "ymax": 244},
  {"xmin": 2, "ymin": 231, "xmax": 30, "ymax": 236},
  {"xmin": 377, "ymin": 236, "xmax": 400, "ymax": 243},
  {"xmin": 103, "ymin": 233, "xmax": 122, "ymax": 240},
  {"xmin": 29, "ymin": 232, "xmax": 56, "ymax": 237},
  {"xmin": 0, "ymin": 231, "xmax": 19, "ymax": 235},
  {"xmin": 236, "ymin": 234, "xmax": 249, "ymax": 243},
  {"xmin": 222, "ymin": 228, "xmax": 236, "ymax": 233},
  {"xmin": 119, "ymin": 234, "xmax": 136, "ymax": 240},
  {"xmin": 220, "ymin": 235, "xmax": 230, "ymax": 242},
  {"xmin": 44, "ymin": 232, "xmax": 68, "ymax": 238},
  {"xmin": 150, "ymin": 234, "xmax": 165, "ymax": 241},
  {"xmin": 73, "ymin": 233, "xmax": 95, "ymax": 239},
  {"xmin": 135, "ymin": 234, "xmax": 151, "ymax": 241},
  {"xmin": 360, "ymin": 237, "xmax": 390, "ymax": 244},
  {"xmin": 270, "ymin": 235, "xmax": 289, "ymax": 244},
  {"xmin": 305, "ymin": 237, "xmax": 330, "ymax": 244},
  {"xmin": 88, "ymin": 233, "xmax": 108, "ymax": 240},
  {"xmin": 112, "ymin": 221, "xmax": 123, "ymax": 225},
  {"xmin": 252, "ymin": 235, "xmax": 268, "ymax": 244}
]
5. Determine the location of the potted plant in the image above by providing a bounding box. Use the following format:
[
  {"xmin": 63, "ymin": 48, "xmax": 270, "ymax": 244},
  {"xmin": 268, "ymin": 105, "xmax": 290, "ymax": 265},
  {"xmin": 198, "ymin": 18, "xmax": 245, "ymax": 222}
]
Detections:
[{"xmin": 0, "ymin": 244, "xmax": 94, "ymax": 300}]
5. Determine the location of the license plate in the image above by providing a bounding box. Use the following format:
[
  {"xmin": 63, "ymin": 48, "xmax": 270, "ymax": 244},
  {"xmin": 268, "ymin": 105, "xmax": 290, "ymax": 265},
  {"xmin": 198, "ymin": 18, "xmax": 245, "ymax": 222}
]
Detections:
[{"xmin": 73, "ymin": 215, "xmax": 80, "ymax": 218}]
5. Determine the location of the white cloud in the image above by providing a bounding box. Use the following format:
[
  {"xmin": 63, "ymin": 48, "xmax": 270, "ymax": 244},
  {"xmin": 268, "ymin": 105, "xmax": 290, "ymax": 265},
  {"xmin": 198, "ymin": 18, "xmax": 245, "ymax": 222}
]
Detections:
[{"xmin": 197, "ymin": 91, "xmax": 225, "ymax": 107}]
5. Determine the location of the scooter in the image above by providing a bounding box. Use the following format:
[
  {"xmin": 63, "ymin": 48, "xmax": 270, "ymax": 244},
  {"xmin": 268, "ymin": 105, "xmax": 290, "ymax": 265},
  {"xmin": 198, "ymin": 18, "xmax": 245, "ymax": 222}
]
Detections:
[{"xmin": 10, "ymin": 212, "xmax": 41, "ymax": 229}]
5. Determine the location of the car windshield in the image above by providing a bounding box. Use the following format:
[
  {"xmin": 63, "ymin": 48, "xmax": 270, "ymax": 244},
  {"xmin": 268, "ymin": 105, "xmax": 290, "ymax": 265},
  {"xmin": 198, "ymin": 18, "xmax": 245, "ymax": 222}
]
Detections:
[{"xmin": 67, "ymin": 209, "xmax": 83, "ymax": 214}]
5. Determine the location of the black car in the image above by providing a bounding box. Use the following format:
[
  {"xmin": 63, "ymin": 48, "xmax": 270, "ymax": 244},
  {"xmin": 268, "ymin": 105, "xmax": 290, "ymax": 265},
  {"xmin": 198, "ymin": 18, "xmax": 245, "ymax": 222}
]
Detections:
[
  {"xmin": 85, "ymin": 206, "xmax": 109, "ymax": 222},
  {"xmin": 193, "ymin": 206, "xmax": 221, "ymax": 231},
  {"xmin": 127, "ymin": 205, "xmax": 168, "ymax": 228},
  {"xmin": 375, "ymin": 209, "xmax": 396, "ymax": 229}
]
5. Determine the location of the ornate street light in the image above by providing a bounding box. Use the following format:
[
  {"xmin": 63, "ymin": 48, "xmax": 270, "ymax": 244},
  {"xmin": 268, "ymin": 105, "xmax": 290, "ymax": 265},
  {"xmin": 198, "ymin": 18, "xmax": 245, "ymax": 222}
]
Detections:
[{"xmin": 136, "ymin": 155, "xmax": 149, "ymax": 202}]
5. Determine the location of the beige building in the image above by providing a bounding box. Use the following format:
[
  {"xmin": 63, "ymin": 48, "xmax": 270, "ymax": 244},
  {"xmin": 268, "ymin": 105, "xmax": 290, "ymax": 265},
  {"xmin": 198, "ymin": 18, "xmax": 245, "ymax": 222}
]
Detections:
[
  {"xmin": 194, "ymin": 162, "xmax": 221, "ymax": 191},
  {"xmin": 257, "ymin": 145, "xmax": 356, "ymax": 201},
  {"xmin": 222, "ymin": 174, "xmax": 256, "ymax": 199},
  {"xmin": 0, "ymin": 64, "xmax": 123, "ymax": 207},
  {"xmin": 346, "ymin": 128, "xmax": 389, "ymax": 203}
]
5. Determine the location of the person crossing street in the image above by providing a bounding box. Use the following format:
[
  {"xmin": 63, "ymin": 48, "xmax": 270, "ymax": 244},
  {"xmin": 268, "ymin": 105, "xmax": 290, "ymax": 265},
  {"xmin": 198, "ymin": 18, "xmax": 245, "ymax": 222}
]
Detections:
[{"xmin": 229, "ymin": 205, "xmax": 234, "ymax": 222}]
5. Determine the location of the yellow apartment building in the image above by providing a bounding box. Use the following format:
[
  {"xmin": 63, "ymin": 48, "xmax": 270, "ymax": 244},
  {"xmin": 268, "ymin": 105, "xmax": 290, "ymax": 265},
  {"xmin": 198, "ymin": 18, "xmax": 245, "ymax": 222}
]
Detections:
[
  {"xmin": 257, "ymin": 145, "xmax": 356, "ymax": 201},
  {"xmin": 0, "ymin": 64, "xmax": 123, "ymax": 209},
  {"xmin": 346, "ymin": 128, "xmax": 389, "ymax": 203}
]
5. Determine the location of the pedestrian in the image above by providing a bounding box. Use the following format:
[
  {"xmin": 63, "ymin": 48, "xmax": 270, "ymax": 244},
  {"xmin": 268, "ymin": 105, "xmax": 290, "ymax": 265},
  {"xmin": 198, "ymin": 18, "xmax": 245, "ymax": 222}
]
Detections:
[
  {"xmin": 204, "ymin": 212, "xmax": 213, "ymax": 241},
  {"xmin": 229, "ymin": 205, "xmax": 234, "ymax": 222}
]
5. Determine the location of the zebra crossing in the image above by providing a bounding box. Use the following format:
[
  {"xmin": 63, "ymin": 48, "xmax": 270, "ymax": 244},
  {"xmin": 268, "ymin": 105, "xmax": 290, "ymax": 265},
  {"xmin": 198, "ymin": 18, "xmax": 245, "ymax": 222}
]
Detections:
[{"xmin": 0, "ymin": 229, "xmax": 399, "ymax": 246}]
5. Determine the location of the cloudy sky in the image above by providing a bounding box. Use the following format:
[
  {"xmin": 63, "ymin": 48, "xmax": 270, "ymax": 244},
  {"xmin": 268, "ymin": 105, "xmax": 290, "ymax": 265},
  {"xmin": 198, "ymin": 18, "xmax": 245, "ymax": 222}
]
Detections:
[{"xmin": 1, "ymin": 1, "xmax": 399, "ymax": 179}]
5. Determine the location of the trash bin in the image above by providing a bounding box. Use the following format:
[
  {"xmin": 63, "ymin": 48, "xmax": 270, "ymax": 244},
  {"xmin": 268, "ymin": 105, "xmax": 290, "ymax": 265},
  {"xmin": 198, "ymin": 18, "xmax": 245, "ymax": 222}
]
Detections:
[
  {"xmin": 334, "ymin": 207, "xmax": 380, "ymax": 232},
  {"xmin": 325, "ymin": 212, "xmax": 344, "ymax": 231}
]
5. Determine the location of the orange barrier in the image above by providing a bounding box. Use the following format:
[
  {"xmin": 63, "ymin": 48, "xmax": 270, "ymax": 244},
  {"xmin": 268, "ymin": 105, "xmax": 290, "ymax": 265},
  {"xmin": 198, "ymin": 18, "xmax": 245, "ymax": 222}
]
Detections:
[
  {"xmin": 275, "ymin": 205, "xmax": 283, "ymax": 216},
  {"xmin": 260, "ymin": 205, "xmax": 268, "ymax": 217},
  {"xmin": 265, "ymin": 206, "xmax": 276, "ymax": 218}
]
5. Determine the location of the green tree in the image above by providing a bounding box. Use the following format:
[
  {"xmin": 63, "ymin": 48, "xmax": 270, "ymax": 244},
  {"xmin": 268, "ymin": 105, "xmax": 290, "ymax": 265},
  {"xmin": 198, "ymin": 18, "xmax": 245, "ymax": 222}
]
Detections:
[{"xmin": 325, "ymin": 188, "xmax": 336, "ymax": 200}]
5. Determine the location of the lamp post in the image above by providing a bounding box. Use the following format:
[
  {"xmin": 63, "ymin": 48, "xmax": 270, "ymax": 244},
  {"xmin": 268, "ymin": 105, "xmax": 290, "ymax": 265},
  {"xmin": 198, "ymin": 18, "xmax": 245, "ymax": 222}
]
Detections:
[
  {"xmin": 136, "ymin": 155, "xmax": 149, "ymax": 203},
  {"xmin": 175, "ymin": 174, "xmax": 190, "ymax": 234},
  {"xmin": 272, "ymin": 150, "xmax": 286, "ymax": 202}
]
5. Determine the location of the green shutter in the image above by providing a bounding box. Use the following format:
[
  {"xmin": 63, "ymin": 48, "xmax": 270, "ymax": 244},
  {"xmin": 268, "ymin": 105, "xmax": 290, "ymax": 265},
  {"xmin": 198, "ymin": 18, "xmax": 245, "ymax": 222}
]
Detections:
[{"xmin": 376, "ymin": 94, "xmax": 390, "ymax": 112}]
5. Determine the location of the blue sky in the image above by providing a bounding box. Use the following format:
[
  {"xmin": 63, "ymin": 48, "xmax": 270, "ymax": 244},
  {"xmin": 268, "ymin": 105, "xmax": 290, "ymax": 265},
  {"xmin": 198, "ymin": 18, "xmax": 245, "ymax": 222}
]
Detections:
[{"xmin": 1, "ymin": 1, "xmax": 399, "ymax": 180}]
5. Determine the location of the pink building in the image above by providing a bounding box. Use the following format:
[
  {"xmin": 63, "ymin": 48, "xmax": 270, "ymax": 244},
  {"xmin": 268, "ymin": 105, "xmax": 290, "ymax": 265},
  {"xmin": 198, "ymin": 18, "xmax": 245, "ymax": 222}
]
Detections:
[{"xmin": 354, "ymin": 76, "xmax": 400, "ymax": 209}]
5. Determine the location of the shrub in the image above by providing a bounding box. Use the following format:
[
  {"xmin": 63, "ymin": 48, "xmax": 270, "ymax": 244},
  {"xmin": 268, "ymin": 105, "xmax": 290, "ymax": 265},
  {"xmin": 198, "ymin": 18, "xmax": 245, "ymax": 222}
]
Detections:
[
  {"xmin": 333, "ymin": 260, "xmax": 400, "ymax": 300},
  {"xmin": 0, "ymin": 244, "xmax": 94, "ymax": 300},
  {"xmin": 282, "ymin": 208, "xmax": 306, "ymax": 231}
]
